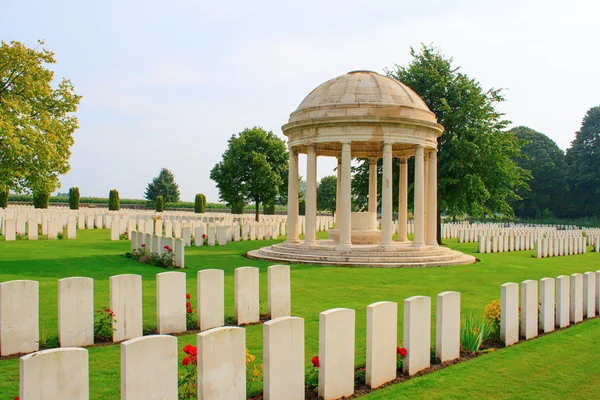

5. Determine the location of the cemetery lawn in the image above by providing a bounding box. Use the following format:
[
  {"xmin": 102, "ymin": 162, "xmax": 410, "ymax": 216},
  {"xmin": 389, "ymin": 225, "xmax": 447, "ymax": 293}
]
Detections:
[{"xmin": 0, "ymin": 229, "xmax": 599, "ymax": 399}]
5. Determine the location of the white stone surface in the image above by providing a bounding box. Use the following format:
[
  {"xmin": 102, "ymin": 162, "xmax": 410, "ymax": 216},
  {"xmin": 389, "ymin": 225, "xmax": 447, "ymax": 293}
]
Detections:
[
  {"xmin": 20, "ymin": 348, "xmax": 89, "ymax": 399},
  {"xmin": 319, "ymin": 308, "xmax": 355, "ymax": 400},
  {"xmin": 268, "ymin": 265, "xmax": 291, "ymax": 319},
  {"xmin": 263, "ymin": 316, "xmax": 304, "ymax": 400},
  {"xmin": 583, "ymin": 272, "xmax": 596, "ymax": 319},
  {"xmin": 597, "ymin": 270, "xmax": 600, "ymax": 316},
  {"xmin": 570, "ymin": 273, "xmax": 584, "ymax": 323},
  {"xmin": 194, "ymin": 225, "xmax": 204, "ymax": 246},
  {"xmin": 539, "ymin": 278, "xmax": 555, "ymax": 333},
  {"xmin": 110, "ymin": 274, "xmax": 143, "ymax": 342},
  {"xmin": 520, "ymin": 280, "xmax": 538, "ymax": 340},
  {"xmin": 197, "ymin": 269, "xmax": 224, "ymax": 331},
  {"xmin": 121, "ymin": 335, "xmax": 178, "ymax": 400},
  {"xmin": 58, "ymin": 277, "xmax": 94, "ymax": 347},
  {"xmin": 181, "ymin": 227, "xmax": 192, "ymax": 246},
  {"xmin": 403, "ymin": 296, "xmax": 431, "ymax": 375},
  {"xmin": 4, "ymin": 218, "xmax": 16, "ymax": 240},
  {"xmin": 501, "ymin": 282, "xmax": 519, "ymax": 346},
  {"xmin": 436, "ymin": 291, "xmax": 460, "ymax": 363},
  {"xmin": 28, "ymin": 219, "xmax": 38, "ymax": 240},
  {"xmin": 197, "ymin": 327, "xmax": 246, "ymax": 400},
  {"xmin": 234, "ymin": 267, "xmax": 260, "ymax": 325},
  {"xmin": 174, "ymin": 238, "xmax": 185, "ymax": 268},
  {"xmin": 0, "ymin": 280, "xmax": 39, "ymax": 355},
  {"xmin": 67, "ymin": 220, "xmax": 76, "ymax": 239},
  {"xmin": 366, "ymin": 301, "xmax": 397, "ymax": 388},
  {"xmin": 157, "ymin": 272, "xmax": 186, "ymax": 334},
  {"xmin": 556, "ymin": 275, "xmax": 570, "ymax": 328}
]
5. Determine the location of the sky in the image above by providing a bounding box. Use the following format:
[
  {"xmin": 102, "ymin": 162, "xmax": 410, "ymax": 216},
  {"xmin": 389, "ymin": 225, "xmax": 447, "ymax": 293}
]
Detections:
[{"xmin": 2, "ymin": 0, "xmax": 599, "ymax": 202}]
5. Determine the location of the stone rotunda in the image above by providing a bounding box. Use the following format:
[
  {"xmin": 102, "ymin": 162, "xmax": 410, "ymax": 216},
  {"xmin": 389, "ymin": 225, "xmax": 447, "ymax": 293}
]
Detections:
[{"xmin": 248, "ymin": 71, "xmax": 475, "ymax": 267}]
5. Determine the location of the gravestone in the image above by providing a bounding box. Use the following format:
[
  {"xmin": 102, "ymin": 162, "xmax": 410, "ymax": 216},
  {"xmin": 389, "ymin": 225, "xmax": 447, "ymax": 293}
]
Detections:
[{"xmin": 58, "ymin": 277, "xmax": 94, "ymax": 347}]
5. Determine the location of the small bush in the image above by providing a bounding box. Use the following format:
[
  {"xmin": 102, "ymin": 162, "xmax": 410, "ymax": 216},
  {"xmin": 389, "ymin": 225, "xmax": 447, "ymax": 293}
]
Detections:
[
  {"xmin": 68, "ymin": 187, "xmax": 80, "ymax": 210},
  {"xmin": 299, "ymin": 198, "xmax": 306, "ymax": 216},
  {"xmin": 194, "ymin": 193, "xmax": 206, "ymax": 213},
  {"xmin": 263, "ymin": 202, "xmax": 275, "ymax": 215},
  {"xmin": 461, "ymin": 313, "xmax": 493, "ymax": 354},
  {"xmin": 94, "ymin": 307, "xmax": 116, "ymax": 342},
  {"xmin": 155, "ymin": 195, "xmax": 165, "ymax": 212},
  {"xmin": 33, "ymin": 191, "xmax": 49, "ymax": 209},
  {"xmin": 0, "ymin": 188, "xmax": 8, "ymax": 208},
  {"xmin": 484, "ymin": 299, "xmax": 502, "ymax": 339},
  {"xmin": 108, "ymin": 189, "xmax": 120, "ymax": 211}
]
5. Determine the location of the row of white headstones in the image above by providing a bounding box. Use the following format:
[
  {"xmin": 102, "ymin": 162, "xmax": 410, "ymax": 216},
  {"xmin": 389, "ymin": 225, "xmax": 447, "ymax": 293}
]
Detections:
[
  {"xmin": 13, "ymin": 270, "xmax": 600, "ymax": 400},
  {"xmin": 0, "ymin": 265, "xmax": 291, "ymax": 357}
]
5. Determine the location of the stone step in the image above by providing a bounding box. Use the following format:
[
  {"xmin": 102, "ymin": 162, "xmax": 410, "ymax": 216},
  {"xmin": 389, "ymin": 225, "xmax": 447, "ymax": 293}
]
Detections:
[{"xmin": 269, "ymin": 243, "xmax": 453, "ymax": 257}]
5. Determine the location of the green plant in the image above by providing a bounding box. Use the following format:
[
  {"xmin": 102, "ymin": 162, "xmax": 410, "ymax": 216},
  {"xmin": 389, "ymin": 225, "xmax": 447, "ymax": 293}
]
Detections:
[
  {"xmin": 119, "ymin": 233, "xmax": 128, "ymax": 240},
  {"xmin": 306, "ymin": 355, "xmax": 320, "ymax": 392},
  {"xmin": 56, "ymin": 230, "xmax": 64, "ymax": 240},
  {"xmin": 263, "ymin": 202, "xmax": 275, "ymax": 215},
  {"xmin": 246, "ymin": 348, "xmax": 262, "ymax": 397},
  {"xmin": 396, "ymin": 346, "xmax": 407, "ymax": 370},
  {"xmin": 179, "ymin": 344, "xmax": 197, "ymax": 399},
  {"xmin": 68, "ymin": 187, "xmax": 80, "ymax": 210},
  {"xmin": 108, "ymin": 189, "xmax": 120, "ymax": 211},
  {"xmin": 355, "ymin": 366, "xmax": 366, "ymax": 385},
  {"xmin": 0, "ymin": 188, "xmax": 8, "ymax": 208},
  {"xmin": 484, "ymin": 299, "xmax": 502, "ymax": 339},
  {"xmin": 461, "ymin": 313, "xmax": 494, "ymax": 354},
  {"xmin": 299, "ymin": 198, "xmax": 306, "ymax": 216},
  {"xmin": 185, "ymin": 293, "xmax": 195, "ymax": 330},
  {"xmin": 194, "ymin": 193, "xmax": 205, "ymax": 213},
  {"xmin": 33, "ymin": 191, "xmax": 49, "ymax": 209},
  {"xmin": 94, "ymin": 307, "xmax": 116, "ymax": 342},
  {"xmin": 155, "ymin": 195, "xmax": 165, "ymax": 212}
]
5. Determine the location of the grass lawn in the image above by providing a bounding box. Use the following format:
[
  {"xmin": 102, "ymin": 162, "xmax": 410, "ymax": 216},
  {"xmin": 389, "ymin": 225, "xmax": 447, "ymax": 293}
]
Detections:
[{"xmin": 0, "ymin": 229, "xmax": 599, "ymax": 399}]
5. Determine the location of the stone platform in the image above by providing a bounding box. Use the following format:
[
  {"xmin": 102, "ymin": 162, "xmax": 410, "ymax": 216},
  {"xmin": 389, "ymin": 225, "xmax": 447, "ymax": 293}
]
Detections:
[{"xmin": 246, "ymin": 240, "xmax": 476, "ymax": 268}]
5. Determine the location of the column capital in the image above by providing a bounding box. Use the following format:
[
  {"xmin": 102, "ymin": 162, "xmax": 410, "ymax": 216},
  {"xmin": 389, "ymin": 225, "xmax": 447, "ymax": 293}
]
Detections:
[
  {"xmin": 368, "ymin": 157, "xmax": 378, "ymax": 163},
  {"xmin": 399, "ymin": 156, "xmax": 409, "ymax": 164}
]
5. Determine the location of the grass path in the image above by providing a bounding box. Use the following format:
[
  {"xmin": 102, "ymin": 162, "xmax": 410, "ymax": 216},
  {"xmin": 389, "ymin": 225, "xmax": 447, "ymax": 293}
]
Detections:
[{"xmin": 0, "ymin": 229, "xmax": 599, "ymax": 398}]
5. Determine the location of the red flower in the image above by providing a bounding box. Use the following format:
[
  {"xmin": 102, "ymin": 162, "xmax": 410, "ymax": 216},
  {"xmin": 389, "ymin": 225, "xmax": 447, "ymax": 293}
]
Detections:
[
  {"xmin": 311, "ymin": 355, "xmax": 320, "ymax": 368},
  {"xmin": 186, "ymin": 301, "xmax": 191, "ymax": 308},
  {"xmin": 518, "ymin": 306, "xmax": 521, "ymax": 312},
  {"xmin": 132, "ymin": 248, "xmax": 137, "ymax": 251},
  {"xmin": 15, "ymin": 397, "xmax": 20, "ymax": 400},
  {"xmin": 182, "ymin": 356, "xmax": 191, "ymax": 366},
  {"xmin": 185, "ymin": 345, "xmax": 197, "ymax": 356},
  {"xmin": 202, "ymin": 233, "xmax": 207, "ymax": 239},
  {"xmin": 141, "ymin": 244, "xmax": 146, "ymax": 247},
  {"xmin": 396, "ymin": 347, "xmax": 408, "ymax": 357},
  {"xmin": 186, "ymin": 293, "xmax": 191, "ymax": 299},
  {"xmin": 164, "ymin": 245, "xmax": 169, "ymax": 250},
  {"xmin": 183, "ymin": 344, "xmax": 193, "ymax": 354},
  {"xmin": 186, "ymin": 307, "xmax": 193, "ymax": 314}
]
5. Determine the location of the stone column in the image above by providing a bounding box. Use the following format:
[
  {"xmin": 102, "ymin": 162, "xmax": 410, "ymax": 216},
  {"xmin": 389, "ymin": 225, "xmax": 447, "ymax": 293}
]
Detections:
[
  {"xmin": 335, "ymin": 157, "xmax": 341, "ymax": 228},
  {"xmin": 426, "ymin": 150, "xmax": 438, "ymax": 246},
  {"xmin": 413, "ymin": 145, "xmax": 425, "ymax": 247},
  {"xmin": 381, "ymin": 143, "xmax": 393, "ymax": 246},
  {"xmin": 303, "ymin": 145, "xmax": 317, "ymax": 246},
  {"xmin": 286, "ymin": 148, "xmax": 299, "ymax": 244},
  {"xmin": 337, "ymin": 142, "xmax": 352, "ymax": 250},
  {"xmin": 424, "ymin": 153, "xmax": 429, "ymax": 244},
  {"xmin": 368, "ymin": 157, "xmax": 378, "ymax": 214},
  {"xmin": 397, "ymin": 157, "xmax": 408, "ymax": 242}
]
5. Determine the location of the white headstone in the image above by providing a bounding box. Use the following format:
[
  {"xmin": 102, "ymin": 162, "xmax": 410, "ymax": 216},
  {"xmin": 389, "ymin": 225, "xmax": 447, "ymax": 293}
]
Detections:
[
  {"xmin": 556, "ymin": 275, "xmax": 570, "ymax": 328},
  {"xmin": 539, "ymin": 278, "xmax": 555, "ymax": 333},
  {"xmin": 0, "ymin": 280, "xmax": 39, "ymax": 355},
  {"xmin": 110, "ymin": 274, "xmax": 143, "ymax": 342},
  {"xmin": 263, "ymin": 317, "xmax": 304, "ymax": 400},
  {"xmin": 157, "ymin": 272, "xmax": 186, "ymax": 334},
  {"xmin": 570, "ymin": 273, "xmax": 584, "ymax": 324},
  {"xmin": 4, "ymin": 218, "xmax": 16, "ymax": 240},
  {"xmin": 319, "ymin": 308, "xmax": 355, "ymax": 399},
  {"xmin": 583, "ymin": 271, "xmax": 596, "ymax": 319},
  {"xmin": 197, "ymin": 327, "xmax": 246, "ymax": 400},
  {"xmin": 197, "ymin": 269, "xmax": 224, "ymax": 331},
  {"xmin": 121, "ymin": 335, "xmax": 178, "ymax": 400},
  {"xmin": 403, "ymin": 296, "xmax": 431, "ymax": 375},
  {"xmin": 520, "ymin": 280, "xmax": 538, "ymax": 339},
  {"xmin": 501, "ymin": 282, "xmax": 519, "ymax": 346},
  {"xmin": 58, "ymin": 277, "xmax": 94, "ymax": 347},
  {"xmin": 436, "ymin": 291, "xmax": 460, "ymax": 363},
  {"xmin": 268, "ymin": 265, "xmax": 291, "ymax": 319},
  {"xmin": 28, "ymin": 219, "xmax": 38, "ymax": 240},
  {"xmin": 234, "ymin": 267, "xmax": 260, "ymax": 325},
  {"xmin": 366, "ymin": 301, "xmax": 397, "ymax": 389}
]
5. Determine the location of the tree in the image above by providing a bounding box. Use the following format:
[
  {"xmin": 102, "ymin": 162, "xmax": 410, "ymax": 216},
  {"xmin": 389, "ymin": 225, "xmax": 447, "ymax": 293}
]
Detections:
[
  {"xmin": 194, "ymin": 193, "xmax": 206, "ymax": 213},
  {"xmin": 509, "ymin": 126, "xmax": 567, "ymax": 219},
  {"xmin": 0, "ymin": 188, "xmax": 8, "ymax": 208},
  {"xmin": 69, "ymin": 187, "xmax": 80, "ymax": 210},
  {"xmin": 353, "ymin": 45, "xmax": 530, "ymax": 239},
  {"xmin": 565, "ymin": 106, "xmax": 600, "ymax": 217},
  {"xmin": 108, "ymin": 189, "xmax": 120, "ymax": 211},
  {"xmin": 0, "ymin": 40, "xmax": 81, "ymax": 195},
  {"xmin": 210, "ymin": 127, "xmax": 288, "ymax": 222},
  {"xmin": 145, "ymin": 168, "xmax": 180, "ymax": 204},
  {"xmin": 33, "ymin": 191, "xmax": 49, "ymax": 209},
  {"xmin": 155, "ymin": 195, "xmax": 165, "ymax": 212},
  {"xmin": 317, "ymin": 176, "xmax": 337, "ymax": 216}
]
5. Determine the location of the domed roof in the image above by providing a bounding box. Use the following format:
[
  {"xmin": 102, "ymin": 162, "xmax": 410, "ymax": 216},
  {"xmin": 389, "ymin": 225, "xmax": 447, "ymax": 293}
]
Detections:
[{"xmin": 295, "ymin": 70, "xmax": 432, "ymax": 113}]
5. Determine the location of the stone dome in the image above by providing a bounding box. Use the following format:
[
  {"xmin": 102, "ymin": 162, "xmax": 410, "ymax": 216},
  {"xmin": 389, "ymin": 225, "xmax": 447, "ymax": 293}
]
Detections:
[{"xmin": 288, "ymin": 70, "xmax": 438, "ymax": 125}]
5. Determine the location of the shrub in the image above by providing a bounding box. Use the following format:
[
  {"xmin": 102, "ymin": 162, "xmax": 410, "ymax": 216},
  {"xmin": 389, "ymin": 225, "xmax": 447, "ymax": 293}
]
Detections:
[
  {"xmin": 194, "ymin": 193, "xmax": 206, "ymax": 213},
  {"xmin": 68, "ymin": 187, "xmax": 80, "ymax": 210},
  {"xmin": 94, "ymin": 307, "xmax": 116, "ymax": 342},
  {"xmin": 108, "ymin": 189, "xmax": 120, "ymax": 211},
  {"xmin": 460, "ymin": 313, "xmax": 493, "ymax": 354},
  {"xmin": 484, "ymin": 299, "xmax": 502, "ymax": 339},
  {"xmin": 0, "ymin": 188, "xmax": 8, "ymax": 208},
  {"xmin": 299, "ymin": 198, "xmax": 306, "ymax": 216},
  {"xmin": 33, "ymin": 191, "xmax": 49, "ymax": 209},
  {"xmin": 155, "ymin": 195, "xmax": 165, "ymax": 212},
  {"xmin": 185, "ymin": 293, "xmax": 195, "ymax": 330},
  {"xmin": 179, "ymin": 344, "xmax": 198, "ymax": 399},
  {"xmin": 263, "ymin": 202, "xmax": 275, "ymax": 215},
  {"xmin": 231, "ymin": 202, "xmax": 244, "ymax": 214}
]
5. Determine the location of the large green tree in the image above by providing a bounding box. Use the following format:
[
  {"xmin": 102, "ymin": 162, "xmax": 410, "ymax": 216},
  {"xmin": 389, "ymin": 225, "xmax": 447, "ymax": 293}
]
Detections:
[
  {"xmin": 145, "ymin": 168, "xmax": 181, "ymax": 203},
  {"xmin": 210, "ymin": 127, "xmax": 288, "ymax": 221},
  {"xmin": 565, "ymin": 106, "xmax": 600, "ymax": 217},
  {"xmin": 352, "ymin": 45, "xmax": 530, "ymax": 236},
  {"xmin": 0, "ymin": 40, "xmax": 81, "ymax": 195},
  {"xmin": 317, "ymin": 175, "xmax": 337, "ymax": 216},
  {"xmin": 509, "ymin": 126, "xmax": 567, "ymax": 219}
]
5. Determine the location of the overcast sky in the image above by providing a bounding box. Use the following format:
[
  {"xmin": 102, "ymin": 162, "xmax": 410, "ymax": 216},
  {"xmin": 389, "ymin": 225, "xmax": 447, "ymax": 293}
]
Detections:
[{"xmin": 2, "ymin": 0, "xmax": 598, "ymax": 202}]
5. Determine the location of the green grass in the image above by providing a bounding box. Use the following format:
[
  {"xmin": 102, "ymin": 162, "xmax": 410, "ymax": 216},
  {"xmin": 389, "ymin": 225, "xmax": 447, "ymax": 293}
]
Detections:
[{"xmin": 0, "ymin": 229, "xmax": 599, "ymax": 399}]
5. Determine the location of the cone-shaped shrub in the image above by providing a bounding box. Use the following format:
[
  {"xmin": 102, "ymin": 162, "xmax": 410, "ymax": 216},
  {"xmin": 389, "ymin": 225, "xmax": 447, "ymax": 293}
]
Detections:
[
  {"xmin": 194, "ymin": 193, "xmax": 206, "ymax": 213},
  {"xmin": 155, "ymin": 195, "xmax": 165, "ymax": 212},
  {"xmin": 33, "ymin": 191, "xmax": 49, "ymax": 209},
  {"xmin": 69, "ymin": 187, "xmax": 80, "ymax": 210},
  {"xmin": 0, "ymin": 189, "xmax": 8, "ymax": 208},
  {"xmin": 108, "ymin": 189, "xmax": 120, "ymax": 211}
]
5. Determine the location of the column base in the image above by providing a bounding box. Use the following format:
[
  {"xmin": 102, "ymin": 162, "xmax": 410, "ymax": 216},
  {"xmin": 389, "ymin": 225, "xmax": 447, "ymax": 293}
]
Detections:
[
  {"xmin": 425, "ymin": 241, "xmax": 438, "ymax": 247},
  {"xmin": 284, "ymin": 239, "xmax": 301, "ymax": 246},
  {"xmin": 336, "ymin": 243, "xmax": 352, "ymax": 251},
  {"xmin": 412, "ymin": 242, "xmax": 426, "ymax": 249},
  {"xmin": 301, "ymin": 240, "xmax": 317, "ymax": 248}
]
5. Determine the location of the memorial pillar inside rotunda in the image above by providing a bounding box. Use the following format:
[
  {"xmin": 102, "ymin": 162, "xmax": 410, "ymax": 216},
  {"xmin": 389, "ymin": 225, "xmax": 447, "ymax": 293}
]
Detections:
[
  {"xmin": 413, "ymin": 145, "xmax": 425, "ymax": 247},
  {"xmin": 426, "ymin": 150, "xmax": 438, "ymax": 246},
  {"xmin": 381, "ymin": 143, "xmax": 394, "ymax": 246},
  {"xmin": 303, "ymin": 145, "xmax": 317, "ymax": 246},
  {"xmin": 368, "ymin": 157, "xmax": 378, "ymax": 214},
  {"xmin": 397, "ymin": 157, "xmax": 408, "ymax": 242},
  {"xmin": 286, "ymin": 148, "xmax": 299, "ymax": 244},
  {"xmin": 337, "ymin": 142, "xmax": 352, "ymax": 250}
]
